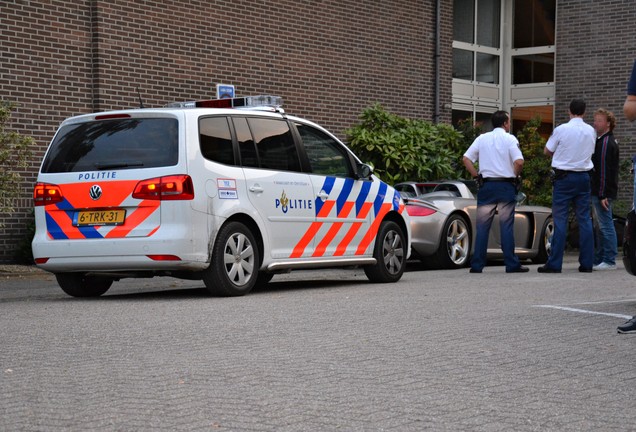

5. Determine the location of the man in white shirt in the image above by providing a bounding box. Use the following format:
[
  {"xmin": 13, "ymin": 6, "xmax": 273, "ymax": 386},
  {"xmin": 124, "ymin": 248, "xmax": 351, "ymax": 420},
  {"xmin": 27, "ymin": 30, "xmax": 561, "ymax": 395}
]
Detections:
[
  {"xmin": 538, "ymin": 99, "xmax": 596, "ymax": 273},
  {"xmin": 463, "ymin": 110, "xmax": 527, "ymax": 273}
]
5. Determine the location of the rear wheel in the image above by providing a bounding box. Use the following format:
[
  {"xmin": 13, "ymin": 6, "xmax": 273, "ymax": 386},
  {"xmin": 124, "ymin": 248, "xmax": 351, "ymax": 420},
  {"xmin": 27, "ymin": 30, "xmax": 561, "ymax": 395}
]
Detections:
[
  {"xmin": 55, "ymin": 273, "xmax": 113, "ymax": 297},
  {"xmin": 429, "ymin": 214, "xmax": 471, "ymax": 269},
  {"xmin": 364, "ymin": 220, "xmax": 406, "ymax": 283},
  {"xmin": 532, "ymin": 216, "xmax": 554, "ymax": 264},
  {"xmin": 202, "ymin": 221, "xmax": 260, "ymax": 296}
]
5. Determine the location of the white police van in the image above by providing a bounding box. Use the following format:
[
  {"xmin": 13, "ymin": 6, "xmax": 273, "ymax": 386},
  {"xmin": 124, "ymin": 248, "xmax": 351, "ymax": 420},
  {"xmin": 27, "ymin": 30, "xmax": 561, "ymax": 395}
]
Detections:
[{"xmin": 32, "ymin": 96, "xmax": 410, "ymax": 297}]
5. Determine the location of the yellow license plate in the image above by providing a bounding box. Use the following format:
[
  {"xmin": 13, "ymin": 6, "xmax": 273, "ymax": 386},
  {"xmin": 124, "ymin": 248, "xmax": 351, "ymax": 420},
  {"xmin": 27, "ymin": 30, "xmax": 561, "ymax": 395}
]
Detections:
[{"xmin": 74, "ymin": 209, "xmax": 126, "ymax": 226}]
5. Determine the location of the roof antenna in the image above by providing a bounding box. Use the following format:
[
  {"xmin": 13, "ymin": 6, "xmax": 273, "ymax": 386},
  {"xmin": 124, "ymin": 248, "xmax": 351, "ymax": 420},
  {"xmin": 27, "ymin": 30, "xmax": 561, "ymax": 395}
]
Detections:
[{"xmin": 137, "ymin": 86, "xmax": 145, "ymax": 108}]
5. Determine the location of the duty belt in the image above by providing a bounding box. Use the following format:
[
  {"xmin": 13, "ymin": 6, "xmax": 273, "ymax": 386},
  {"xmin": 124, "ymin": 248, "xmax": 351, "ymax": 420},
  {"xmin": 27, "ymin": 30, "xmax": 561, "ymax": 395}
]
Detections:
[
  {"xmin": 550, "ymin": 168, "xmax": 591, "ymax": 182},
  {"xmin": 482, "ymin": 177, "xmax": 516, "ymax": 183},
  {"xmin": 553, "ymin": 168, "xmax": 590, "ymax": 175}
]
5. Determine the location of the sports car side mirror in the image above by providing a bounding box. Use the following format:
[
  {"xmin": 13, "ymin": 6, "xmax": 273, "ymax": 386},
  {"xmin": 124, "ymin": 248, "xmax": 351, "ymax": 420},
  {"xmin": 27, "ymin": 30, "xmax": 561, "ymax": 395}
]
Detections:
[
  {"xmin": 515, "ymin": 192, "xmax": 527, "ymax": 205},
  {"xmin": 356, "ymin": 163, "xmax": 373, "ymax": 180}
]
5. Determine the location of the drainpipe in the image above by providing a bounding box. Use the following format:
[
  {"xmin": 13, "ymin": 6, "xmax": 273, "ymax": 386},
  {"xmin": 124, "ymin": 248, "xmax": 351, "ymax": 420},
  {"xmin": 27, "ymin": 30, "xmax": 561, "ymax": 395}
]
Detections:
[
  {"xmin": 434, "ymin": 0, "xmax": 441, "ymax": 124},
  {"xmin": 90, "ymin": 0, "xmax": 98, "ymax": 112}
]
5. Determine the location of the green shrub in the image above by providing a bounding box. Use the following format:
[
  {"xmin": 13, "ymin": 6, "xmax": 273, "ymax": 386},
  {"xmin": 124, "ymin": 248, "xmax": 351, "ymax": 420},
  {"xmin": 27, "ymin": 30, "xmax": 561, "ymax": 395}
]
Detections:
[
  {"xmin": 1, "ymin": 100, "xmax": 33, "ymax": 226},
  {"xmin": 516, "ymin": 116, "xmax": 552, "ymax": 206},
  {"xmin": 14, "ymin": 211, "xmax": 35, "ymax": 265},
  {"xmin": 345, "ymin": 104, "xmax": 466, "ymax": 184},
  {"xmin": 455, "ymin": 118, "xmax": 483, "ymax": 154}
]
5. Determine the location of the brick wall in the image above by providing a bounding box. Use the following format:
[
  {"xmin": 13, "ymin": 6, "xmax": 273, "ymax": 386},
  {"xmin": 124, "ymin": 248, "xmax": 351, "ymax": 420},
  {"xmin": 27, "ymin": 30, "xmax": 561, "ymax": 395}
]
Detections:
[
  {"xmin": 1, "ymin": 1, "xmax": 94, "ymax": 262},
  {"xmin": 0, "ymin": 0, "xmax": 448, "ymax": 262},
  {"xmin": 555, "ymin": 0, "xmax": 636, "ymax": 205},
  {"xmin": 95, "ymin": 0, "xmax": 443, "ymax": 127}
]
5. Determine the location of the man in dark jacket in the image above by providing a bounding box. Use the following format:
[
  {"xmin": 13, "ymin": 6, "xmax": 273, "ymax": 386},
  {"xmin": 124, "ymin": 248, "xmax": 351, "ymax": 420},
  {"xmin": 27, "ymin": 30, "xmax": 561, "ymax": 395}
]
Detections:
[{"xmin": 591, "ymin": 108, "xmax": 620, "ymax": 270}]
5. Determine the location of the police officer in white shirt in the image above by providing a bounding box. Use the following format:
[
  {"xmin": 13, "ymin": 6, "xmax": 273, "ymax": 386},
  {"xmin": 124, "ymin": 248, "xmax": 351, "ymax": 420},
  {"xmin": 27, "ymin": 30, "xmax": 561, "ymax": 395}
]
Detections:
[
  {"xmin": 463, "ymin": 110, "xmax": 528, "ymax": 273},
  {"xmin": 538, "ymin": 99, "xmax": 596, "ymax": 273}
]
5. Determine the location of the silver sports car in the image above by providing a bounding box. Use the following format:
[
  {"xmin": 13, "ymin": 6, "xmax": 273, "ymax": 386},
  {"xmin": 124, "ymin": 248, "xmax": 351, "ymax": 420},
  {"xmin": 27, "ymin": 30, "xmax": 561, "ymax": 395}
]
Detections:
[{"xmin": 397, "ymin": 180, "xmax": 553, "ymax": 269}]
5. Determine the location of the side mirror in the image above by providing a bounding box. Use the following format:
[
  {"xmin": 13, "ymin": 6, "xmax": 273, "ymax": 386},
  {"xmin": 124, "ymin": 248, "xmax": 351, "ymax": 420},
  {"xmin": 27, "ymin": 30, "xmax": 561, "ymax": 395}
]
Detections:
[
  {"xmin": 515, "ymin": 192, "xmax": 527, "ymax": 205},
  {"xmin": 356, "ymin": 163, "xmax": 373, "ymax": 179}
]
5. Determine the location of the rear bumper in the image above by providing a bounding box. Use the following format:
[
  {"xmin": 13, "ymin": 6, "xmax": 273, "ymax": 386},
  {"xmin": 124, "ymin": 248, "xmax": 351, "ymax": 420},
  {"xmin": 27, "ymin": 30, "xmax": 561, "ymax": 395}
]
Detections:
[{"xmin": 32, "ymin": 236, "xmax": 209, "ymax": 273}]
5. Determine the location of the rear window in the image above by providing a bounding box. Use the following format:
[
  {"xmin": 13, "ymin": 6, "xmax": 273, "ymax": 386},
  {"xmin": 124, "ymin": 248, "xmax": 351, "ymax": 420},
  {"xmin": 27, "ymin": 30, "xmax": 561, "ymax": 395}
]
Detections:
[{"xmin": 41, "ymin": 118, "xmax": 179, "ymax": 173}]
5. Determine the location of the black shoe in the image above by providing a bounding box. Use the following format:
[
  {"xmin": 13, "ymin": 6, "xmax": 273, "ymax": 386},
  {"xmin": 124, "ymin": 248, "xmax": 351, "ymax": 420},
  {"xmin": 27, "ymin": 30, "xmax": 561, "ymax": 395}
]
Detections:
[
  {"xmin": 469, "ymin": 268, "xmax": 482, "ymax": 273},
  {"xmin": 618, "ymin": 317, "xmax": 636, "ymax": 334},
  {"xmin": 578, "ymin": 266, "xmax": 592, "ymax": 273},
  {"xmin": 537, "ymin": 265, "xmax": 561, "ymax": 273},
  {"xmin": 506, "ymin": 266, "xmax": 529, "ymax": 273}
]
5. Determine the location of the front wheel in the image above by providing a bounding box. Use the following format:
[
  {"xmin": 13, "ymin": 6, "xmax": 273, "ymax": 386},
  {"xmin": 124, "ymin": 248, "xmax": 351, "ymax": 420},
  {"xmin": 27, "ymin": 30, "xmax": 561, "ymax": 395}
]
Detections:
[
  {"xmin": 202, "ymin": 221, "xmax": 260, "ymax": 296},
  {"xmin": 55, "ymin": 273, "xmax": 113, "ymax": 297},
  {"xmin": 364, "ymin": 220, "xmax": 406, "ymax": 283}
]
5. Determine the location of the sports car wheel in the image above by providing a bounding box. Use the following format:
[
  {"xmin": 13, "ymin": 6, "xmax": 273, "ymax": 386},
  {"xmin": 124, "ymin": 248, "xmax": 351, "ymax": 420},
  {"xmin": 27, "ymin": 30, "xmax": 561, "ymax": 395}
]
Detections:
[
  {"xmin": 432, "ymin": 214, "xmax": 471, "ymax": 269},
  {"xmin": 202, "ymin": 221, "xmax": 259, "ymax": 296},
  {"xmin": 532, "ymin": 216, "xmax": 553, "ymax": 264},
  {"xmin": 55, "ymin": 273, "xmax": 113, "ymax": 297},
  {"xmin": 364, "ymin": 220, "xmax": 406, "ymax": 283}
]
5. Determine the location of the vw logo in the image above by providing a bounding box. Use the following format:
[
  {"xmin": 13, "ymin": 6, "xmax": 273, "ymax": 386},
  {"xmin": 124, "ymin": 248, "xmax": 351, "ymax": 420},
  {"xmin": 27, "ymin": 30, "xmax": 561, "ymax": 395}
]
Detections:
[{"xmin": 89, "ymin": 185, "xmax": 103, "ymax": 200}]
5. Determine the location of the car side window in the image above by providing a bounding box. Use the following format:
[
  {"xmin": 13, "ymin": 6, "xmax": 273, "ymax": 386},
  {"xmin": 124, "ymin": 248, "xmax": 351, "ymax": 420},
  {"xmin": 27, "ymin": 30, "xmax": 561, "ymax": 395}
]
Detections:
[
  {"xmin": 233, "ymin": 116, "xmax": 259, "ymax": 168},
  {"xmin": 296, "ymin": 123, "xmax": 353, "ymax": 177},
  {"xmin": 396, "ymin": 184, "xmax": 415, "ymax": 197},
  {"xmin": 247, "ymin": 118, "xmax": 301, "ymax": 172},
  {"xmin": 434, "ymin": 183, "xmax": 461, "ymax": 197},
  {"xmin": 199, "ymin": 116, "xmax": 234, "ymax": 165}
]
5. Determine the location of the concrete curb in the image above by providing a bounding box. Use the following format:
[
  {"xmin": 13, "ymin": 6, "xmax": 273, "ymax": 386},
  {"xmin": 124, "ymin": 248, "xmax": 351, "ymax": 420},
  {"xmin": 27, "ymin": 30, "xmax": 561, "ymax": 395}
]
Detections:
[{"xmin": 0, "ymin": 265, "xmax": 48, "ymax": 279}]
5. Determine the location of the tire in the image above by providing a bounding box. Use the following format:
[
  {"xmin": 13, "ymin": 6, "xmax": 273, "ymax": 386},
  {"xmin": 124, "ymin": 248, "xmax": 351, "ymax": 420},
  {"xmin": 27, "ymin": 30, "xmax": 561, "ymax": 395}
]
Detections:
[
  {"xmin": 202, "ymin": 221, "xmax": 260, "ymax": 296},
  {"xmin": 55, "ymin": 273, "xmax": 113, "ymax": 297},
  {"xmin": 532, "ymin": 216, "xmax": 554, "ymax": 264},
  {"xmin": 623, "ymin": 210, "xmax": 636, "ymax": 275},
  {"xmin": 364, "ymin": 220, "xmax": 406, "ymax": 283},
  {"xmin": 430, "ymin": 214, "xmax": 471, "ymax": 269}
]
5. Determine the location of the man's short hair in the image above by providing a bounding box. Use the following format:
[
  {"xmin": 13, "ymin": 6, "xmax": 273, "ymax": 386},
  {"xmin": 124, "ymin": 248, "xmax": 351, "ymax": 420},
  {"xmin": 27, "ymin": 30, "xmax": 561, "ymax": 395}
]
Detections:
[
  {"xmin": 491, "ymin": 110, "xmax": 509, "ymax": 129},
  {"xmin": 570, "ymin": 99, "xmax": 586, "ymax": 116},
  {"xmin": 594, "ymin": 108, "xmax": 616, "ymax": 131}
]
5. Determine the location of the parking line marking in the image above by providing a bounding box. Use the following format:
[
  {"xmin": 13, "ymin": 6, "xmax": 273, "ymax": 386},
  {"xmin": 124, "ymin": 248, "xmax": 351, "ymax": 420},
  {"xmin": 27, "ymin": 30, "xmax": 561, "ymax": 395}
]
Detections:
[
  {"xmin": 567, "ymin": 299, "xmax": 636, "ymax": 306},
  {"xmin": 534, "ymin": 305, "xmax": 632, "ymax": 320}
]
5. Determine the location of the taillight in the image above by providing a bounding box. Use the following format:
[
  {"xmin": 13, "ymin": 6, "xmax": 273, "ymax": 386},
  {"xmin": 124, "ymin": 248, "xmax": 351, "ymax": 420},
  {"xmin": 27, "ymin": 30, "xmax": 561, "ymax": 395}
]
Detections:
[
  {"xmin": 406, "ymin": 205, "xmax": 436, "ymax": 217},
  {"xmin": 132, "ymin": 175, "xmax": 194, "ymax": 201},
  {"xmin": 33, "ymin": 183, "xmax": 63, "ymax": 206}
]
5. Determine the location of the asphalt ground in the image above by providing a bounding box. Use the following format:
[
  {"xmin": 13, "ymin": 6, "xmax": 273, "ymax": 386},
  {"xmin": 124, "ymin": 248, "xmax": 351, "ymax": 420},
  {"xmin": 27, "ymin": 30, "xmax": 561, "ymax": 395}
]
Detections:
[{"xmin": 1, "ymin": 253, "xmax": 635, "ymax": 431}]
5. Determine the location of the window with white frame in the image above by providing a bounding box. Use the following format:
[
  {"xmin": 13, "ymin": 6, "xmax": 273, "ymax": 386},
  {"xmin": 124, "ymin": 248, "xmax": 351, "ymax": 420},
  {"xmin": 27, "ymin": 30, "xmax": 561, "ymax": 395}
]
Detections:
[
  {"xmin": 452, "ymin": 0, "xmax": 556, "ymax": 133},
  {"xmin": 452, "ymin": 0, "xmax": 501, "ymax": 85}
]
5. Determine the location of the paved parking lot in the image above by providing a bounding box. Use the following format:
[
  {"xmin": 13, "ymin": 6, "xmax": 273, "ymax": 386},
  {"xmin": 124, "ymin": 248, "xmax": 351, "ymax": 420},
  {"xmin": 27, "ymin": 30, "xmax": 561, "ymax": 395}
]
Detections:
[{"xmin": 1, "ymin": 254, "xmax": 636, "ymax": 431}]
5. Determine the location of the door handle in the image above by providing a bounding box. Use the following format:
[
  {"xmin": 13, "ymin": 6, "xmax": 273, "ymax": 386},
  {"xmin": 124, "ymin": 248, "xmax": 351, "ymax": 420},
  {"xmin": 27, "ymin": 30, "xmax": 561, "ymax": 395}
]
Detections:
[
  {"xmin": 249, "ymin": 184, "xmax": 264, "ymax": 193},
  {"xmin": 317, "ymin": 190, "xmax": 329, "ymax": 201}
]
